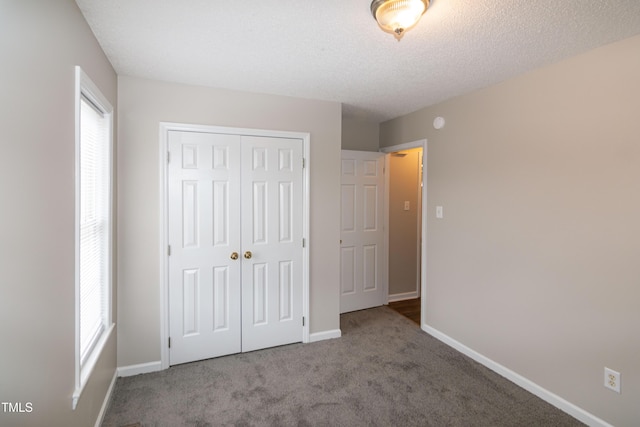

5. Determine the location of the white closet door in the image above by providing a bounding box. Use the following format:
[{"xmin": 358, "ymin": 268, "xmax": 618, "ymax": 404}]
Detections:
[
  {"xmin": 168, "ymin": 131, "xmax": 242, "ymax": 365},
  {"xmin": 240, "ymin": 136, "xmax": 304, "ymax": 352},
  {"xmin": 168, "ymin": 131, "xmax": 303, "ymax": 365},
  {"xmin": 340, "ymin": 150, "xmax": 386, "ymax": 313}
]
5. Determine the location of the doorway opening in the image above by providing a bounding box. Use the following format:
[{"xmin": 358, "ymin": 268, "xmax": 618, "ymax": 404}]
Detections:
[{"xmin": 381, "ymin": 140, "xmax": 427, "ymax": 327}]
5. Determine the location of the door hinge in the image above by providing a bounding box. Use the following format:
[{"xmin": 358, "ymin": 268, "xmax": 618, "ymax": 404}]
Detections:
[
  {"xmin": 168, "ymin": 337, "xmax": 171, "ymax": 348},
  {"xmin": 302, "ymin": 158, "xmax": 305, "ymax": 169},
  {"xmin": 168, "ymin": 245, "xmax": 171, "ymax": 256},
  {"xmin": 302, "ymin": 238, "xmax": 306, "ymax": 248},
  {"xmin": 167, "ymin": 151, "xmax": 170, "ymax": 163},
  {"xmin": 302, "ymin": 317, "xmax": 305, "ymax": 326}
]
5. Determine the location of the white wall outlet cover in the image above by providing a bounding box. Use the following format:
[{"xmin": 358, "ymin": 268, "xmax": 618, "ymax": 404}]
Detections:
[
  {"xmin": 433, "ymin": 116, "xmax": 445, "ymax": 130},
  {"xmin": 604, "ymin": 367, "xmax": 621, "ymax": 393}
]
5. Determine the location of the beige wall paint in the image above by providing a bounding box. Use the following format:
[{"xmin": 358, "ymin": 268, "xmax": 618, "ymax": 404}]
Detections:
[
  {"xmin": 342, "ymin": 117, "xmax": 379, "ymax": 151},
  {"xmin": 380, "ymin": 35, "xmax": 640, "ymax": 426},
  {"xmin": 0, "ymin": 1, "xmax": 117, "ymax": 426},
  {"xmin": 388, "ymin": 150, "xmax": 422, "ymax": 297},
  {"xmin": 117, "ymin": 76, "xmax": 342, "ymax": 366}
]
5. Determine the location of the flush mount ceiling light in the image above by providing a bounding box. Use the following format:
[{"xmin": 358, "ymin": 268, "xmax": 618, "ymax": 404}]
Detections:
[{"xmin": 371, "ymin": 0, "xmax": 429, "ymax": 41}]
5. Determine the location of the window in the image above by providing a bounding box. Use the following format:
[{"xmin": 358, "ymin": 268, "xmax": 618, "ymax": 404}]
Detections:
[{"xmin": 73, "ymin": 66, "xmax": 114, "ymax": 409}]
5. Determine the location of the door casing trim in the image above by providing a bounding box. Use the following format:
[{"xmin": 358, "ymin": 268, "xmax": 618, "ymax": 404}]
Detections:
[{"xmin": 159, "ymin": 122, "xmax": 311, "ymax": 369}]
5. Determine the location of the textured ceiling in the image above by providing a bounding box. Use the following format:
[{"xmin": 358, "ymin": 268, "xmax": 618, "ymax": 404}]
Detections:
[{"xmin": 75, "ymin": 0, "xmax": 640, "ymax": 123}]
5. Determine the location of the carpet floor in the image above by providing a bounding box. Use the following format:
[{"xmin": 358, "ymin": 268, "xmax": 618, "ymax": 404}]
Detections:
[{"xmin": 102, "ymin": 307, "xmax": 584, "ymax": 426}]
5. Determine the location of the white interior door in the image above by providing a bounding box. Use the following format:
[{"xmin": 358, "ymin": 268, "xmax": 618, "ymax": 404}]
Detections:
[
  {"xmin": 241, "ymin": 136, "xmax": 303, "ymax": 352},
  {"xmin": 340, "ymin": 150, "xmax": 386, "ymax": 313},
  {"xmin": 168, "ymin": 131, "xmax": 242, "ymax": 365},
  {"xmin": 168, "ymin": 130, "xmax": 303, "ymax": 365}
]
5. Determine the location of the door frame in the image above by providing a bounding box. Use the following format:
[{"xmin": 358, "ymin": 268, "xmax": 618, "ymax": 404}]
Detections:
[
  {"xmin": 380, "ymin": 139, "xmax": 427, "ymax": 327},
  {"xmin": 159, "ymin": 122, "xmax": 311, "ymax": 370}
]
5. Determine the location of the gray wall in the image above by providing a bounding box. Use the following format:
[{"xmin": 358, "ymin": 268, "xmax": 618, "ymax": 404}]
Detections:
[
  {"xmin": 380, "ymin": 35, "xmax": 640, "ymax": 426},
  {"xmin": 0, "ymin": 1, "xmax": 118, "ymax": 426},
  {"xmin": 117, "ymin": 76, "xmax": 342, "ymax": 367},
  {"xmin": 342, "ymin": 117, "xmax": 379, "ymax": 151}
]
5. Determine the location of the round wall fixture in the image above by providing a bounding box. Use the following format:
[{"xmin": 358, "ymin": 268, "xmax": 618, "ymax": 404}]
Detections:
[{"xmin": 433, "ymin": 116, "xmax": 445, "ymax": 130}]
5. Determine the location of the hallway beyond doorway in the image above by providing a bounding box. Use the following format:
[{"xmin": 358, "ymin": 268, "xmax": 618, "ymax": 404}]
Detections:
[{"xmin": 388, "ymin": 298, "xmax": 420, "ymax": 325}]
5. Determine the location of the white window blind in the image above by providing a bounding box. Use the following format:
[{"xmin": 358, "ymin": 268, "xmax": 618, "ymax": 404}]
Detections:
[
  {"xmin": 73, "ymin": 66, "xmax": 113, "ymax": 410},
  {"xmin": 79, "ymin": 95, "xmax": 109, "ymax": 364}
]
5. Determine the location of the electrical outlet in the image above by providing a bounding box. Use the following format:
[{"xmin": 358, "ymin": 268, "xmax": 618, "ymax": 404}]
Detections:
[{"xmin": 604, "ymin": 367, "xmax": 621, "ymax": 393}]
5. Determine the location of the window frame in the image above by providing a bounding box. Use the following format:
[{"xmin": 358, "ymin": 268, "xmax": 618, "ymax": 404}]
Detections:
[{"xmin": 72, "ymin": 66, "xmax": 114, "ymax": 410}]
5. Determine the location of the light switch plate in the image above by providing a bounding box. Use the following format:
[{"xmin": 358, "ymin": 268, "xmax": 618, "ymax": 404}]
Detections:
[
  {"xmin": 436, "ymin": 206, "xmax": 443, "ymax": 219},
  {"xmin": 404, "ymin": 201, "xmax": 410, "ymax": 211}
]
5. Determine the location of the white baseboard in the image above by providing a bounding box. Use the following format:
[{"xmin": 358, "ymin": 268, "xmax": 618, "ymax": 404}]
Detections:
[
  {"xmin": 309, "ymin": 329, "xmax": 342, "ymax": 342},
  {"xmin": 421, "ymin": 324, "xmax": 613, "ymax": 427},
  {"xmin": 387, "ymin": 291, "xmax": 419, "ymax": 303},
  {"xmin": 115, "ymin": 332, "xmax": 342, "ymax": 376},
  {"xmin": 94, "ymin": 369, "xmax": 117, "ymax": 427},
  {"xmin": 117, "ymin": 361, "xmax": 163, "ymax": 377}
]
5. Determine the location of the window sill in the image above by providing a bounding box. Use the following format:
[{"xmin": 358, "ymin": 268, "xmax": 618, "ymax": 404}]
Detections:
[{"xmin": 72, "ymin": 323, "xmax": 115, "ymax": 410}]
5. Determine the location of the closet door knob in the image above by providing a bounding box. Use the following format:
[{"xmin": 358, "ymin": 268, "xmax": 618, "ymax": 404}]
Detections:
[
  {"xmin": 243, "ymin": 251, "xmax": 252, "ymax": 259},
  {"xmin": 230, "ymin": 252, "xmax": 239, "ymax": 260}
]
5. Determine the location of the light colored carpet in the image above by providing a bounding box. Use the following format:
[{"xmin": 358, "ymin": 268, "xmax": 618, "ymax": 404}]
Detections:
[{"xmin": 102, "ymin": 307, "xmax": 584, "ymax": 426}]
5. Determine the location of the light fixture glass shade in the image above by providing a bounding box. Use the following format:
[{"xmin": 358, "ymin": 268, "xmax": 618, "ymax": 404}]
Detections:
[{"xmin": 371, "ymin": 0, "xmax": 429, "ymax": 40}]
